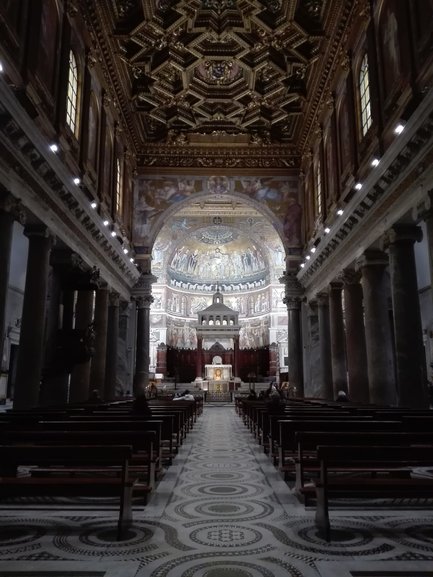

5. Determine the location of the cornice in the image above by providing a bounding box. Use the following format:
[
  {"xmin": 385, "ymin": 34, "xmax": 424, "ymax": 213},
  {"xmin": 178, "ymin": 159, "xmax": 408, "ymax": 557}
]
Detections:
[
  {"xmin": 0, "ymin": 78, "xmax": 140, "ymax": 298},
  {"xmin": 298, "ymin": 88, "xmax": 433, "ymax": 298}
]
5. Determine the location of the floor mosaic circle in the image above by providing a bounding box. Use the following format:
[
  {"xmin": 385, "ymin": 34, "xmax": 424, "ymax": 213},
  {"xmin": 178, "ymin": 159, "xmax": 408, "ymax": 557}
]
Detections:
[
  {"xmin": 180, "ymin": 483, "xmax": 266, "ymax": 498},
  {"xmin": 189, "ymin": 524, "xmax": 263, "ymax": 548}
]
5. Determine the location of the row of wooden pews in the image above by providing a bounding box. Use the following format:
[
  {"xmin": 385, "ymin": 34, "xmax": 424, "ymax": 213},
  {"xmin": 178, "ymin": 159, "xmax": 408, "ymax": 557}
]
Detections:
[
  {"xmin": 236, "ymin": 396, "xmax": 433, "ymax": 541},
  {"xmin": 0, "ymin": 396, "xmax": 201, "ymax": 539}
]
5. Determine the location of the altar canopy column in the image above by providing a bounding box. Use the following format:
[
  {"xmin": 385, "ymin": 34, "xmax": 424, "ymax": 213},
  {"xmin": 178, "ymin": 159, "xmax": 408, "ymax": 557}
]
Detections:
[
  {"xmin": 105, "ymin": 291, "xmax": 119, "ymax": 401},
  {"xmin": 328, "ymin": 281, "xmax": 347, "ymax": 397},
  {"xmin": 133, "ymin": 271, "xmax": 156, "ymax": 396},
  {"xmin": 233, "ymin": 336, "xmax": 239, "ymax": 378},
  {"xmin": 280, "ymin": 272, "xmax": 304, "ymax": 397},
  {"xmin": 69, "ymin": 289, "xmax": 94, "ymax": 403},
  {"xmin": 196, "ymin": 336, "xmax": 203, "ymax": 379},
  {"xmin": 384, "ymin": 224, "xmax": 428, "ymax": 408},
  {"xmin": 0, "ymin": 192, "xmax": 24, "ymax": 374},
  {"xmin": 341, "ymin": 269, "xmax": 369, "ymax": 403},
  {"xmin": 90, "ymin": 285, "xmax": 109, "ymax": 397},
  {"xmin": 357, "ymin": 250, "xmax": 397, "ymax": 405},
  {"xmin": 317, "ymin": 292, "xmax": 333, "ymax": 400},
  {"xmin": 14, "ymin": 225, "xmax": 53, "ymax": 409}
]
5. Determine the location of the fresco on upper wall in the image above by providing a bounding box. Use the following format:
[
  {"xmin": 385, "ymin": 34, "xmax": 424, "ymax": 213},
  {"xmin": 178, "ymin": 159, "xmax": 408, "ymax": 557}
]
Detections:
[{"xmin": 134, "ymin": 175, "xmax": 301, "ymax": 247}]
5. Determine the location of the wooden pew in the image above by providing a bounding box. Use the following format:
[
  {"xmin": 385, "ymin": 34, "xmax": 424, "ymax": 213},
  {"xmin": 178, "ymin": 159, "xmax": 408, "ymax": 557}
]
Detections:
[
  {"xmin": 312, "ymin": 445, "xmax": 433, "ymax": 541},
  {"xmin": 0, "ymin": 444, "xmax": 139, "ymax": 540},
  {"xmin": 294, "ymin": 430, "xmax": 433, "ymax": 501}
]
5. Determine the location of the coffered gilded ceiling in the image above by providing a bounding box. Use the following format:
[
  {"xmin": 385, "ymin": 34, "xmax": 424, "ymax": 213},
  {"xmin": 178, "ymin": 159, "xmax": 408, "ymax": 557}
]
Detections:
[{"xmin": 82, "ymin": 0, "xmax": 353, "ymax": 155}]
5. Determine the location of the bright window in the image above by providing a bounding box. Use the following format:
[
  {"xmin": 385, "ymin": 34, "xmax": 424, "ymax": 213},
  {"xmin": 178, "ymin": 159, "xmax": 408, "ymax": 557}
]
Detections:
[
  {"xmin": 315, "ymin": 159, "xmax": 322, "ymax": 217},
  {"xmin": 115, "ymin": 158, "xmax": 123, "ymax": 215},
  {"xmin": 66, "ymin": 50, "xmax": 79, "ymax": 136},
  {"xmin": 359, "ymin": 53, "xmax": 372, "ymax": 136}
]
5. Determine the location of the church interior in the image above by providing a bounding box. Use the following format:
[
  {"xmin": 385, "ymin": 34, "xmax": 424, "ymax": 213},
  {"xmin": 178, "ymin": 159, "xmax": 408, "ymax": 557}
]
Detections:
[{"xmin": 1, "ymin": 0, "xmax": 433, "ymax": 575}]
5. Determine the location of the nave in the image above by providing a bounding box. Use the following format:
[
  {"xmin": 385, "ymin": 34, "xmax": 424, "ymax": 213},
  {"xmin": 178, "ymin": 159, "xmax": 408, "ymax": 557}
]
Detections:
[{"xmin": 1, "ymin": 406, "xmax": 433, "ymax": 577}]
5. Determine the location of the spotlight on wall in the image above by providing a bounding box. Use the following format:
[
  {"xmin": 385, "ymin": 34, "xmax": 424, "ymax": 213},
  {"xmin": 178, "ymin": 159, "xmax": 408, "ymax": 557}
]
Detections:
[
  {"xmin": 354, "ymin": 182, "xmax": 363, "ymax": 190},
  {"xmin": 324, "ymin": 227, "xmax": 331, "ymax": 234},
  {"xmin": 103, "ymin": 219, "xmax": 110, "ymax": 227},
  {"xmin": 306, "ymin": 255, "xmax": 311, "ymax": 260},
  {"xmin": 371, "ymin": 157, "xmax": 380, "ymax": 167},
  {"xmin": 73, "ymin": 177, "xmax": 81, "ymax": 185},
  {"xmin": 129, "ymin": 257, "xmax": 134, "ymax": 263},
  {"xmin": 90, "ymin": 201, "xmax": 97, "ymax": 209},
  {"xmin": 0, "ymin": 62, "xmax": 4, "ymax": 73},
  {"xmin": 123, "ymin": 248, "xmax": 129, "ymax": 254},
  {"xmin": 110, "ymin": 230, "xmax": 117, "ymax": 237},
  {"xmin": 394, "ymin": 122, "xmax": 405, "ymax": 134},
  {"xmin": 337, "ymin": 209, "xmax": 344, "ymax": 216},
  {"xmin": 310, "ymin": 247, "xmax": 316, "ymax": 253},
  {"xmin": 49, "ymin": 143, "xmax": 59, "ymax": 153},
  {"xmin": 300, "ymin": 263, "xmax": 305, "ymax": 268}
]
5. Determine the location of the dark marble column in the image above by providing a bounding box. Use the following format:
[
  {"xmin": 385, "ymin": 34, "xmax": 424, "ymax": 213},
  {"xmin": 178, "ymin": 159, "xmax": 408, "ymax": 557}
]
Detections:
[
  {"xmin": 0, "ymin": 192, "xmax": 24, "ymax": 374},
  {"xmin": 317, "ymin": 292, "xmax": 333, "ymax": 400},
  {"xmin": 69, "ymin": 290, "xmax": 94, "ymax": 403},
  {"xmin": 280, "ymin": 271, "xmax": 304, "ymax": 397},
  {"xmin": 13, "ymin": 225, "xmax": 53, "ymax": 409},
  {"xmin": 341, "ymin": 269, "xmax": 369, "ymax": 403},
  {"xmin": 105, "ymin": 291, "xmax": 119, "ymax": 401},
  {"xmin": 90, "ymin": 285, "xmax": 109, "ymax": 398},
  {"xmin": 134, "ymin": 294, "xmax": 153, "ymax": 395},
  {"xmin": 385, "ymin": 224, "xmax": 428, "ymax": 408},
  {"xmin": 196, "ymin": 336, "xmax": 203, "ymax": 379},
  {"xmin": 233, "ymin": 335, "xmax": 240, "ymax": 378},
  {"xmin": 356, "ymin": 250, "xmax": 397, "ymax": 405},
  {"xmin": 328, "ymin": 281, "xmax": 347, "ymax": 398},
  {"xmin": 306, "ymin": 299, "xmax": 320, "ymax": 397}
]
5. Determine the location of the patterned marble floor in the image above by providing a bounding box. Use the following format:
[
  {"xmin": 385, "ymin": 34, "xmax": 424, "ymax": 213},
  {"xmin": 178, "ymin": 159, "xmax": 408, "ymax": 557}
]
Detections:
[{"xmin": 1, "ymin": 405, "xmax": 433, "ymax": 576}]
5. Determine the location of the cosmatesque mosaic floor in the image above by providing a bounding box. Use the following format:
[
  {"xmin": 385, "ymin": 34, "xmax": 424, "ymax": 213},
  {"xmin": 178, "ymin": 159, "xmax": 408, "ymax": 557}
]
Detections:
[{"xmin": 1, "ymin": 405, "xmax": 433, "ymax": 577}]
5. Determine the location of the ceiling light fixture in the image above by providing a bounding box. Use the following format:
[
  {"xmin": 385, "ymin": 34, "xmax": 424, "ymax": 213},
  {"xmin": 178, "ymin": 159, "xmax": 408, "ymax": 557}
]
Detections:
[
  {"xmin": 324, "ymin": 227, "xmax": 331, "ymax": 234},
  {"xmin": 306, "ymin": 255, "xmax": 311, "ymax": 260},
  {"xmin": 354, "ymin": 182, "xmax": 362, "ymax": 190},
  {"xmin": 110, "ymin": 230, "xmax": 117, "ymax": 237},
  {"xmin": 103, "ymin": 219, "xmax": 109, "ymax": 227},
  {"xmin": 123, "ymin": 248, "xmax": 129, "ymax": 254},
  {"xmin": 394, "ymin": 122, "xmax": 405, "ymax": 134},
  {"xmin": 73, "ymin": 177, "xmax": 80, "ymax": 185},
  {"xmin": 310, "ymin": 247, "xmax": 316, "ymax": 253},
  {"xmin": 0, "ymin": 62, "xmax": 3, "ymax": 73},
  {"xmin": 337, "ymin": 209, "xmax": 344, "ymax": 216},
  {"xmin": 371, "ymin": 157, "xmax": 380, "ymax": 167},
  {"xmin": 49, "ymin": 144, "xmax": 58, "ymax": 153},
  {"xmin": 300, "ymin": 263, "xmax": 305, "ymax": 268},
  {"xmin": 90, "ymin": 201, "xmax": 97, "ymax": 209},
  {"xmin": 129, "ymin": 257, "xmax": 134, "ymax": 263}
]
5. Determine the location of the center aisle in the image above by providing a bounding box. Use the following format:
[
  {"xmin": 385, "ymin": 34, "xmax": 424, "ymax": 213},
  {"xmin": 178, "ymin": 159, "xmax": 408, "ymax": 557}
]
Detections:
[{"xmin": 141, "ymin": 405, "xmax": 433, "ymax": 577}]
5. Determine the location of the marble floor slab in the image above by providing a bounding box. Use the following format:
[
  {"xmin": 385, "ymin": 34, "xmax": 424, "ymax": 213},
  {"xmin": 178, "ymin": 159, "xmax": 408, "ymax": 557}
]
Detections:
[{"xmin": 0, "ymin": 406, "xmax": 433, "ymax": 577}]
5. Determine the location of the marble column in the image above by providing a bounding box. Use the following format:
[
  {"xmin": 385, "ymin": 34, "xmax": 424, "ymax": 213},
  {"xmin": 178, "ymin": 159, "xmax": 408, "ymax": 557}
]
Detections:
[
  {"xmin": 341, "ymin": 269, "xmax": 369, "ymax": 403},
  {"xmin": 69, "ymin": 290, "xmax": 94, "ymax": 403},
  {"xmin": 317, "ymin": 292, "xmax": 333, "ymax": 400},
  {"xmin": 0, "ymin": 192, "xmax": 24, "ymax": 373},
  {"xmin": 306, "ymin": 300, "xmax": 320, "ymax": 397},
  {"xmin": 196, "ymin": 336, "xmax": 203, "ymax": 379},
  {"xmin": 233, "ymin": 335, "xmax": 240, "ymax": 378},
  {"xmin": 90, "ymin": 285, "xmax": 109, "ymax": 398},
  {"xmin": 385, "ymin": 224, "xmax": 428, "ymax": 408},
  {"xmin": 328, "ymin": 281, "xmax": 347, "ymax": 397},
  {"xmin": 105, "ymin": 291, "xmax": 119, "ymax": 401},
  {"xmin": 13, "ymin": 225, "xmax": 53, "ymax": 410},
  {"xmin": 280, "ymin": 271, "xmax": 304, "ymax": 397},
  {"xmin": 134, "ymin": 294, "xmax": 153, "ymax": 395},
  {"xmin": 356, "ymin": 250, "xmax": 397, "ymax": 405}
]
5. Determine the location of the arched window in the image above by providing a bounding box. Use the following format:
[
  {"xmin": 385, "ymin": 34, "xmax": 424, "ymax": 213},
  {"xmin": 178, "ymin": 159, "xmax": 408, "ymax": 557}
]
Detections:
[
  {"xmin": 115, "ymin": 158, "xmax": 123, "ymax": 215},
  {"xmin": 66, "ymin": 50, "xmax": 79, "ymax": 136},
  {"xmin": 315, "ymin": 159, "xmax": 322, "ymax": 218},
  {"xmin": 359, "ymin": 53, "xmax": 372, "ymax": 137}
]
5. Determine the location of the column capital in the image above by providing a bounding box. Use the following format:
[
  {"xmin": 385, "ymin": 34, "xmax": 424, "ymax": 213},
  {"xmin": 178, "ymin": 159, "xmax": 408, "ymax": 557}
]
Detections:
[
  {"xmin": 133, "ymin": 272, "xmax": 157, "ymax": 297},
  {"xmin": 0, "ymin": 191, "xmax": 26, "ymax": 224},
  {"xmin": 279, "ymin": 271, "xmax": 304, "ymax": 305},
  {"xmin": 329, "ymin": 280, "xmax": 343, "ymax": 292},
  {"xmin": 355, "ymin": 249, "xmax": 388, "ymax": 270},
  {"xmin": 108, "ymin": 291, "xmax": 120, "ymax": 307},
  {"xmin": 316, "ymin": 292, "xmax": 329, "ymax": 306},
  {"xmin": 24, "ymin": 224, "xmax": 54, "ymax": 242},
  {"xmin": 339, "ymin": 268, "xmax": 361, "ymax": 285},
  {"xmin": 283, "ymin": 296, "xmax": 302, "ymax": 310},
  {"xmin": 382, "ymin": 223, "xmax": 423, "ymax": 248},
  {"xmin": 136, "ymin": 294, "xmax": 154, "ymax": 309}
]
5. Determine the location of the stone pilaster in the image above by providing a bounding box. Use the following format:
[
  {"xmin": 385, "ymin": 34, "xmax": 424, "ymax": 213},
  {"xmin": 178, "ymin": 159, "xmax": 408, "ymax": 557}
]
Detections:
[
  {"xmin": 317, "ymin": 292, "xmax": 333, "ymax": 400},
  {"xmin": 356, "ymin": 250, "xmax": 397, "ymax": 405},
  {"xmin": 340, "ymin": 269, "xmax": 369, "ymax": 403},
  {"xmin": 384, "ymin": 224, "xmax": 428, "ymax": 407},
  {"xmin": 328, "ymin": 281, "xmax": 347, "ymax": 398},
  {"xmin": 13, "ymin": 225, "xmax": 53, "ymax": 409}
]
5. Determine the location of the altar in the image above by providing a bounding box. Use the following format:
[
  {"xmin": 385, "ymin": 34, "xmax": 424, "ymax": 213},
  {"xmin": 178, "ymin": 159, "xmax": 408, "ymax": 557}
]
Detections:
[{"xmin": 204, "ymin": 364, "xmax": 232, "ymax": 392}]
